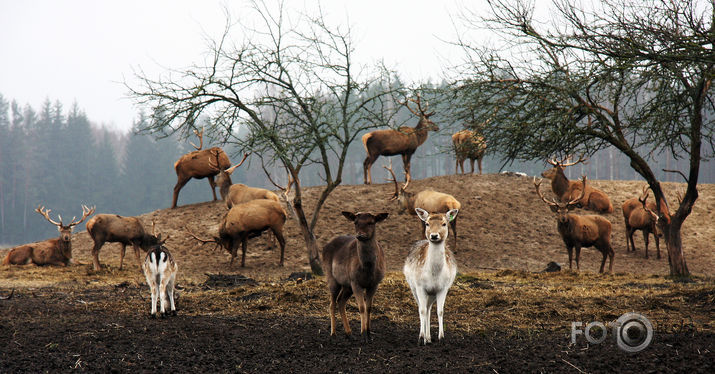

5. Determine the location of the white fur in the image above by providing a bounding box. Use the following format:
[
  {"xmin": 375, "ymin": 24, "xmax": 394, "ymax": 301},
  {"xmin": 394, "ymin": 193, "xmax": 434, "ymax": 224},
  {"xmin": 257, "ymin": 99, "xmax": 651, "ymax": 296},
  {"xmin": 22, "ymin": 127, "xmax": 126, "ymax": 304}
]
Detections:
[{"xmin": 142, "ymin": 248, "xmax": 178, "ymax": 317}]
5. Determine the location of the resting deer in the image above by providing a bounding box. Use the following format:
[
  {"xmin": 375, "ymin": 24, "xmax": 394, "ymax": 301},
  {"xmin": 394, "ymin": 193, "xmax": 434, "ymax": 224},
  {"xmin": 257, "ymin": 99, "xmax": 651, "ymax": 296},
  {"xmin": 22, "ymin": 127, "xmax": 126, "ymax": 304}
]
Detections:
[
  {"xmin": 322, "ymin": 211, "xmax": 388, "ymax": 340},
  {"xmin": 404, "ymin": 208, "xmax": 458, "ymax": 345},
  {"xmin": 622, "ymin": 185, "xmax": 663, "ymax": 259},
  {"xmin": 171, "ymin": 127, "xmax": 232, "ymax": 208},
  {"xmin": 362, "ymin": 93, "xmax": 439, "ymax": 185},
  {"xmin": 142, "ymin": 239, "xmax": 178, "ymax": 317},
  {"xmin": 86, "ymin": 214, "xmax": 162, "ymax": 270},
  {"xmin": 541, "ymin": 156, "xmax": 613, "ymax": 213},
  {"xmin": 534, "ymin": 176, "xmax": 614, "ymax": 273},
  {"xmin": 208, "ymin": 150, "xmax": 278, "ymax": 208},
  {"xmin": 3, "ymin": 205, "xmax": 94, "ymax": 266},
  {"xmin": 452, "ymin": 129, "xmax": 486, "ymax": 175}
]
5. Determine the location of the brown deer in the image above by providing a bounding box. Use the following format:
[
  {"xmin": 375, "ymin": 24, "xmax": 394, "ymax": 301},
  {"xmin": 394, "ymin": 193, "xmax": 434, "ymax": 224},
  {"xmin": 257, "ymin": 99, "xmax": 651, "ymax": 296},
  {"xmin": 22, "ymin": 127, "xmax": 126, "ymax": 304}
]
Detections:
[
  {"xmin": 3, "ymin": 205, "xmax": 95, "ymax": 266},
  {"xmin": 452, "ymin": 129, "xmax": 486, "ymax": 175},
  {"xmin": 362, "ymin": 93, "xmax": 439, "ymax": 185},
  {"xmin": 384, "ymin": 162, "xmax": 461, "ymax": 251},
  {"xmin": 171, "ymin": 128, "xmax": 232, "ymax": 208},
  {"xmin": 622, "ymin": 185, "xmax": 663, "ymax": 259},
  {"xmin": 534, "ymin": 176, "xmax": 615, "ymax": 273},
  {"xmin": 322, "ymin": 211, "xmax": 389, "ymax": 340},
  {"xmin": 185, "ymin": 199, "xmax": 287, "ymax": 267},
  {"xmin": 85, "ymin": 214, "xmax": 163, "ymax": 271},
  {"xmin": 541, "ymin": 156, "xmax": 613, "ymax": 213},
  {"xmin": 208, "ymin": 150, "xmax": 278, "ymax": 209}
]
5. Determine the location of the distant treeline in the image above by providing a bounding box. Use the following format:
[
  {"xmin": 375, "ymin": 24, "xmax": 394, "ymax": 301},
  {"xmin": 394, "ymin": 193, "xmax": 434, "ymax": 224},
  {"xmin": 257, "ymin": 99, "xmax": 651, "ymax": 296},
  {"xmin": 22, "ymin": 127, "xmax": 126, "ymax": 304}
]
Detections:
[{"xmin": 0, "ymin": 93, "xmax": 710, "ymax": 245}]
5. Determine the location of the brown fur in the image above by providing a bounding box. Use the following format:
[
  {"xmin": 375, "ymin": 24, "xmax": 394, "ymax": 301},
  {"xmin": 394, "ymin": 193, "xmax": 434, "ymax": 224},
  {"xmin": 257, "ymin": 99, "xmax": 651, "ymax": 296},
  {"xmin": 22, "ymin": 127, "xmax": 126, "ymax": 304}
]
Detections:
[
  {"xmin": 86, "ymin": 214, "xmax": 160, "ymax": 271},
  {"xmin": 541, "ymin": 165, "xmax": 614, "ymax": 213},
  {"xmin": 452, "ymin": 129, "xmax": 486, "ymax": 175},
  {"xmin": 172, "ymin": 147, "xmax": 231, "ymax": 208},
  {"xmin": 3, "ymin": 239, "xmax": 73, "ymax": 266},
  {"xmin": 226, "ymin": 184, "xmax": 280, "ymax": 209},
  {"xmin": 622, "ymin": 195, "xmax": 662, "ymax": 259}
]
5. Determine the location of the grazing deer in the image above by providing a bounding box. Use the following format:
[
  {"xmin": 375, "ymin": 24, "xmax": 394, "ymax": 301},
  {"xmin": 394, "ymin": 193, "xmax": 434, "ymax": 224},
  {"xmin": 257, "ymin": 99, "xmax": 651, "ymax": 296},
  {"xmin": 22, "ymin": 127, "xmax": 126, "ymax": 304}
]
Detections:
[
  {"xmin": 404, "ymin": 208, "xmax": 458, "ymax": 345},
  {"xmin": 185, "ymin": 199, "xmax": 287, "ymax": 267},
  {"xmin": 541, "ymin": 156, "xmax": 613, "ymax": 214},
  {"xmin": 3, "ymin": 205, "xmax": 94, "ymax": 266},
  {"xmin": 622, "ymin": 185, "xmax": 663, "ymax": 259},
  {"xmin": 384, "ymin": 162, "xmax": 461, "ymax": 251},
  {"xmin": 142, "ymin": 239, "xmax": 178, "ymax": 317},
  {"xmin": 362, "ymin": 93, "xmax": 439, "ymax": 185},
  {"xmin": 322, "ymin": 211, "xmax": 388, "ymax": 340},
  {"xmin": 85, "ymin": 214, "xmax": 163, "ymax": 271},
  {"xmin": 171, "ymin": 128, "xmax": 232, "ymax": 208},
  {"xmin": 534, "ymin": 176, "xmax": 614, "ymax": 273},
  {"xmin": 208, "ymin": 150, "xmax": 278, "ymax": 209},
  {"xmin": 452, "ymin": 129, "xmax": 486, "ymax": 175}
]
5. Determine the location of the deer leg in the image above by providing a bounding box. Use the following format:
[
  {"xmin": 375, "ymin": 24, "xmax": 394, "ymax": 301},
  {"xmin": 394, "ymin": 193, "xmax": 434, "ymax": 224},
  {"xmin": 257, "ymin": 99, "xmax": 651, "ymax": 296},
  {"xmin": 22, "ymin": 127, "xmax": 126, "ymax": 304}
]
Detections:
[
  {"xmin": 167, "ymin": 273, "xmax": 177, "ymax": 315},
  {"xmin": 240, "ymin": 237, "xmax": 248, "ymax": 267},
  {"xmin": 608, "ymin": 246, "xmax": 615, "ymax": 273},
  {"xmin": 654, "ymin": 228, "xmax": 661, "ymax": 259},
  {"xmin": 119, "ymin": 243, "xmax": 127, "ymax": 270},
  {"xmin": 477, "ymin": 156, "xmax": 483, "ymax": 175},
  {"xmin": 132, "ymin": 242, "xmax": 142, "ymax": 269},
  {"xmin": 337, "ymin": 287, "xmax": 353, "ymax": 335},
  {"xmin": 159, "ymin": 277, "xmax": 168, "ymax": 316},
  {"xmin": 363, "ymin": 155, "xmax": 377, "ymax": 185},
  {"xmin": 365, "ymin": 287, "xmax": 377, "ymax": 337},
  {"xmin": 567, "ymin": 245, "xmax": 574, "ymax": 270},
  {"xmin": 352, "ymin": 286, "xmax": 369, "ymax": 338},
  {"xmin": 575, "ymin": 246, "xmax": 582, "ymax": 271},
  {"xmin": 436, "ymin": 289, "xmax": 448, "ymax": 341},
  {"xmin": 145, "ymin": 271, "xmax": 158, "ymax": 317},
  {"xmin": 208, "ymin": 175, "xmax": 218, "ymax": 201},
  {"xmin": 455, "ymin": 158, "xmax": 460, "ymax": 175},
  {"xmin": 272, "ymin": 227, "xmax": 286, "ymax": 266},
  {"xmin": 425, "ymin": 294, "xmax": 436, "ymax": 344},
  {"xmin": 172, "ymin": 176, "xmax": 190, "ymax": 209},
  {"xmin": 402, "ymin": 153, "xmax": 413, "ymax": 184},
  {"xmin": 624, "ymin": 225, "xmax": 632, "ymax": 252},
  {"xmin": 642, "ymin": 231, "xmax": 650, "ymax": 259},
  {"xmin": 469, "ymin": 158, "xmax": 475, "ymax": 174},
  {"xmin": 91, "ymin": 241, "xmax": 104, "ymax": 271},
  {"xmin": 415, "ymin": 289, "xmax": 429, "ymax": 345},
  {"xmin": 328, "ymin": 283, "xmax": 340, "ymax": 336}
]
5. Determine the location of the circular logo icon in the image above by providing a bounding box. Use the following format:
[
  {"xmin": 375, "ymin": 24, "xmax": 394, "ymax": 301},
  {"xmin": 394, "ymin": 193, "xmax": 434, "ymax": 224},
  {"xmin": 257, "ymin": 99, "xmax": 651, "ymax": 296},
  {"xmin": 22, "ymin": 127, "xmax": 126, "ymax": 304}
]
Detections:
[{"xmin": 615, "ymin": 312, "xmax": 653, "ymax": 352}]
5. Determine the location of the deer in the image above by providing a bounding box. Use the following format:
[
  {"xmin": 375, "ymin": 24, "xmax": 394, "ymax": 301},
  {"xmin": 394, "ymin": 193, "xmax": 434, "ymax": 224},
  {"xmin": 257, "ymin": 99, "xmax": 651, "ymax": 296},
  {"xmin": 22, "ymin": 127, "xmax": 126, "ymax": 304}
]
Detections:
[
  {"xmin": 185, "ymin": 199, "xmax": 287, "ymax": 267},
  {"xmin": 208, "ymin": 150, "xmax": 278, "ymax": 209},
  {"xmin": 452, "ymin": 129, "xmax": 486, "ymax": 175},
  {"xmin": 3, "ymin": 205, "xmax": 95, "ymax": 266},
  {"xmin": 85, "ymin": 214, "xmax": 163, "ymax": 271},
  {"xmin": 362, "ymin": 92, "xmax": 439, "ymax": 185},
  {"xmin": 404, "ymin": 208, "xmax": 458, "ymax": 345},
  {"xmin": 142, "ymin": 239, "xmax": 178, "ymax": 318},
  {"xmin": 534, "ymin": 176, "xmax": 615, "ymax": 273},
  {"xmin": 622, "ymin": 185, "xmax": 663, "ymax": 259},
  {"xmin": 171, "ymin": 127, "xmax": 232, "ymax": 208},
  {"xmin": 541, "ymin": 155, "xmax": 613, "ymax": 214},
  {"xmin": 384, "ymin": 162, "xmax": 461, "ymax": 251},
  {"xmin": 322, "ymin": 211, "xmax": 389, "ymax": 340}
]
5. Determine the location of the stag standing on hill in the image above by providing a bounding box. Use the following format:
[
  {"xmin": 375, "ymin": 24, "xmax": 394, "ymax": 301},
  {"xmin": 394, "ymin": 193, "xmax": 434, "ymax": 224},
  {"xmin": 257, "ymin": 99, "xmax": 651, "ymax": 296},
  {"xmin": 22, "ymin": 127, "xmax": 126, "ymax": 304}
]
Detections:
[
  {"xmin": 534, "ymin": 176, "xmax": 614, "ymax": 273},
  {"xmin": 86, "ymin": 215, "xmax": 163, "ymax": 271},
  {"xmin": 171, "ymin": 128, "xmax": 232, "ymax": 208},
  {"xmin": 622, "ymin": 185, "xmax": 663, "ymax": 259},
  {"xmin": 362, "ymin": 93, "xmax": 439, "ymax": 185},
  {"xmin": 541, "ymin": 156, "xmax": 613, "ymax": 214},
  {"xmin": 322, "ymin": 211, "xmax": 388, "ymax": 340},
  {"xmin": 3, "ymin": 205, "xmax": 95, "ymax": 266},
  {"xmin": 452, "ymin": 129, "xmax": 486, "ymax": 175}
]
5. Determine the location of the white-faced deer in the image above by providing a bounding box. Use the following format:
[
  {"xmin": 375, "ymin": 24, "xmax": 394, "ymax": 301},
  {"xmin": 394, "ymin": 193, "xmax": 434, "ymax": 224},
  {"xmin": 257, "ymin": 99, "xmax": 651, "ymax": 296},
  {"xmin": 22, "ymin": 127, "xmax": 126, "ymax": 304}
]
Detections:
[
  {"xmin": 452, "ymin": 129, "xmax": 486, "ymax": 175},
  {"xmin": 362, "ymin": 93, "xmax": 439, "ymax": 185},
  {"xmin": 185, "ymin": 199, "xmax": 287, "ymax": 267},
  {"xmin": 384, "ymin": 162, "xmax": 461, "ymax": 251},
  {"xmin": 622, "ymin": 185, "xmax": 663, "ymax": 259},
  {"xmin": 85, "ymin": 214, "xmax": 163, "ymax": 271},
  {"xmin": 142, "ymin": 239, "xmax": 178, "ymax": 318},
  {"xmin": 322, "ymin": 211, "xmax": 388, "ymax": 340},
  {"xmin": 534, "ymin": 176, "xmax": 615, "ymax": 273},
  {"xmin": 404, "ymin": 208, "xmax": 458, "ymax": 345},
  {"xmin": 171, "ymin": 128, "xmax": 232, "ymax": 208},
  {"xmin": 541, "ymin": 156, "xmax": 613, "ymax": 214},
  {"xmin": 3, "ymin": 205, "xmax": 95, "ymax": 266}
]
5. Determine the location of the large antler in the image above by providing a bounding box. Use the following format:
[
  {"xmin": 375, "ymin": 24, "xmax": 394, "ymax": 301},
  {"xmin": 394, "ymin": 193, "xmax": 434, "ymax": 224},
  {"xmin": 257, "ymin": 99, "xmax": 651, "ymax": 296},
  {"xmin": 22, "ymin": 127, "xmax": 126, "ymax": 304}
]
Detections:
[
  {"xmin": 533, "ymin": 178, "xmax": 559, "ymax": 207},
  {"xmin": 190, "ymin": 127, "xmax": 204, "ymax": 150},
  {"xmin": 36, "ymin": 205, "xmax": 62, "ymax": 226},
  {"xmin": 547, "ymin": 154, "xmax": 588, "ymax": 167},
  {"xmin": 402, "ymin": 92, "xmax": 434, "ymax": 118},
  {"xmin": 567, "ymin": 176, "xmax": 588, "ymax": 207},
  {"xmin": 67, "ymin": 205, "xmax": 95, "ymax": 227},
  {"xmin": 383, "ymin": 160, "xmax": 408, "ymax": 201},
  {"xmin": 184, "ymin": 225, "xmax": 220, "ymax": 251}
]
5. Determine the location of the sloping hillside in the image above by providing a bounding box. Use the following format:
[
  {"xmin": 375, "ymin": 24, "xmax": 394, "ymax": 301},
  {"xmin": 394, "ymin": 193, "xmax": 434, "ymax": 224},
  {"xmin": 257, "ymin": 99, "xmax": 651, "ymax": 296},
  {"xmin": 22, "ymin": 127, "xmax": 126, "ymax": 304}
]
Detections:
[{"xmin": 49, "ymin": 173, "xmax": 714, "ymax": 281}]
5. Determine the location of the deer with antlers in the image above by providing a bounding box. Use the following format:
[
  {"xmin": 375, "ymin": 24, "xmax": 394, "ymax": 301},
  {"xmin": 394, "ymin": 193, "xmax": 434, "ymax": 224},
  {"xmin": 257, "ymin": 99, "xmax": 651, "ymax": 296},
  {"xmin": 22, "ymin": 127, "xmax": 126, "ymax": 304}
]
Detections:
[
  {"xmin": 3, "ymin": 205, "xmax": 95, "ymax": 266},
  {"xmin": 362, "ymin": 93, "xmax": 439, "ymax": 185},
  {"xmin": 452, "ymin": 129, "xmax": 487, "ymax": 175},
  {"xmin": 208, "ymin": 150, "xmax": 282, "ymax": 209},
  {"xmin": 171, "ymin": 127, "xmax": 232, "ymax": 208},
  {"xmin": 534, "ymin": 176, "xmax": 614, "ymax": 273},
  {"xmin": 622, "ymin": 185, "xmax": 668, "ymax": 259},
  {"xmin": 541, "ymin": 156, "xmax": 613, "ymax": 214}
]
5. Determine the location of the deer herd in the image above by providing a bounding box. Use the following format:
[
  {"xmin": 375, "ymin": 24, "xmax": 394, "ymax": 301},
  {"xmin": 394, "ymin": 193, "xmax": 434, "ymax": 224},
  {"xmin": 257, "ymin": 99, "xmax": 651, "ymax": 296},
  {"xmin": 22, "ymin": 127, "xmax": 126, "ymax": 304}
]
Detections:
[{"xmin": 2, "ymin": 94, "xmax": 675, "ymax": 344}]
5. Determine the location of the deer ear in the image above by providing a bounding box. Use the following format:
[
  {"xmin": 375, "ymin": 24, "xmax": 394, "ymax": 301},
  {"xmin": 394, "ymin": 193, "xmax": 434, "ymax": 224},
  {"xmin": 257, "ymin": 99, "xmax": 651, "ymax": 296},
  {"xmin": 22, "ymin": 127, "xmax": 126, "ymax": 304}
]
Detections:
[
  {"xmin": 446, "ymin": 209, "xmax": 459, "ymax": 222},
  {"xmin": 415, "ymin": 208, "xmax": 429, "ymax": 222},
  {"xmin": 375, "ymin": 213, "xmax": 389, "ymax": 223},
  {"xmin": 342, "ymin": 211, "xmax": 356, "ymax": 222}
]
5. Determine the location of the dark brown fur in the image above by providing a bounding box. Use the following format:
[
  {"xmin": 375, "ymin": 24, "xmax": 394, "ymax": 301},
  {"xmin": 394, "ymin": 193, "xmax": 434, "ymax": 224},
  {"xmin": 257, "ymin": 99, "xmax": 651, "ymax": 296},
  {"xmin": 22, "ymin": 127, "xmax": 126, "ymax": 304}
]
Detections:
[
  {"xmin": 541, "ymin": 164, "xmax": 613, "ymax": 213},
  {"xmin": 172, "ymin": 147, "xmax": 231, "ymax": 208}
]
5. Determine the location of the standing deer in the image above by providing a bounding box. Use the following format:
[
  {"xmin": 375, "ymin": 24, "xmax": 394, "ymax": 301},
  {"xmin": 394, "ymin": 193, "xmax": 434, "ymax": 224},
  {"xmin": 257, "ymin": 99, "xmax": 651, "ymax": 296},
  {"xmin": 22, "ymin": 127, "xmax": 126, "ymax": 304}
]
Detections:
[
  {"xmin": 322, "ymin": 211, "xmax": 388, "ymax": 340},
  {"xmin": 404, "ymin": 208, "xmax": 458, "ymax": 345},
  {"xmin": 142, "ymin": 239, "xmax": 178, "ymax": 318},
  {"xmin": 3, "ymin": 205, "xmax": 95, "ymax": 266},
  {"xmin": 362, "ymin": 93, "xmax": 439, "ymax": 185},
  {"xmin": 85, "ymin": 214, "xmax": 163, "ymax": 271},
  {"xmin": 171, "ymin": 128, "xmax": 232, "ymax": 208},
  {"xmin": 452, "ymin": 129, "xmax": 486, "ymax": 175},
  {"xmin": 622, "ymin": 185, "xmax": 662, "ymax": 259},
  {"xmin": 534, "ymin": 176, "xmax": 615, "ymax": 273},
  {"xmin": 541, "ymin": 156, "xmax": 613, "ymax": 213}
]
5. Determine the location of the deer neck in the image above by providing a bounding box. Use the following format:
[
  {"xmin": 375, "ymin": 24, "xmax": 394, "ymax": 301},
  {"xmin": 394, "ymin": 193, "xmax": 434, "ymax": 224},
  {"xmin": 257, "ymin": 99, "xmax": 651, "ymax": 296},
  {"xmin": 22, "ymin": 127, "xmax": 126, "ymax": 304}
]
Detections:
[
  {"xmin": 356, "ymin": 238, "xmax": 379, "ymax": 270},
  {"xmin": 551, "ymin": 169, "xmax": 570, "ymax": 198},
  {"xmin": 59, "ymin": 238, "xmax": 72, "ymax": 259},
  {"xmin": 425, "ymin": 240, "xmax": 448, "ymax": 272},
  {"xmin": 413, "ymin": 120, "xmax": 431, "ymax": 146}
]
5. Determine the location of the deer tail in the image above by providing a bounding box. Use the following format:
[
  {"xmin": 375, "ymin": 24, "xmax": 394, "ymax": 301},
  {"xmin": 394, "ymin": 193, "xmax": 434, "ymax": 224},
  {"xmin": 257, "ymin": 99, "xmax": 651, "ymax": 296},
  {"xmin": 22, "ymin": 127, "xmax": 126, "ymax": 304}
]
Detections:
[{"xmin": 361, "ymin": 133, "xmax": 372, "ymax": 153}]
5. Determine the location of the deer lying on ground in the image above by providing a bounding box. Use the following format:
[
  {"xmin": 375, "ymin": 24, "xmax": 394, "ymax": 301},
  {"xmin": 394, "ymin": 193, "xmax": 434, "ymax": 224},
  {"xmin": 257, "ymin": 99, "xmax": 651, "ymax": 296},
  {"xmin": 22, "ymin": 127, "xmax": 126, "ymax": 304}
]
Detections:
[
  {"xmin": 142, "ymin": 239, "xmax": 177, "ymax": 318},
  {"xmin": 171, "ymin": 128, "xmax": 232, "ymax": 208},
  {"xmin": 3, "ymin": 205, "xmax": 94, "ymax": 266},
  {"xmin": 452, "ymin": 129, "xmax": 486, "ymax": 175},
  {"xmin": 208, "ymin": 150, "xmax": 277, "ymax": 208},
  {"xmin": 85, "ymin": 214, "xmax": 163, "ymax": 271},
  {"xmin": 404, "ymin": 208, "xmax": 458, "ymax": 345},
  {"xmin": 362, "ymin": 93, "xmax": 439, "ymax": 185},
  {"xmin": 534, "ymin": 176, "xmax": 614, "ymax": 273},
  {"xmin": 622, "ymin": 185, "xmax": 663, "ymax": 259},
  {"xmin": 185, "ymin": 199, "xmax": 287, "ymax": 267},
  {"xmin": 384, "ymin": 162, "xmax": 461, "ymax": 251},
  {"xmin": 541, "ymin": 156, "xmax": 613, "ymax": 213},
  {"xmin": 322, "ymin": 211, "xmax": 389, "ymax": 340}
]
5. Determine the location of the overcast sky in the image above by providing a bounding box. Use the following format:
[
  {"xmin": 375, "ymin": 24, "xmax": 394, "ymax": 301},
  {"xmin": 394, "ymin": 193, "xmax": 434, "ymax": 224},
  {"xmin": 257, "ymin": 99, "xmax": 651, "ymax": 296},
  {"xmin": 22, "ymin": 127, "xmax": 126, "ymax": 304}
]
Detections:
[{"xmin": 0, "ymin": 0, "xmax": 543, "ymax": 132}]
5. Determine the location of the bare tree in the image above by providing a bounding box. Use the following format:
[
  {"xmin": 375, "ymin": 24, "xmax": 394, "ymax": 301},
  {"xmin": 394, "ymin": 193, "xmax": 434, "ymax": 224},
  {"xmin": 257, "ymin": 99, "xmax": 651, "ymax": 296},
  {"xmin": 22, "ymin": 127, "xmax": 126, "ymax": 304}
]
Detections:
[
  {"xmin": 127, "ymin": 1, "xmax": 402, "ymax": 274},
  {"xmin": 453, "ymin": 0, "xmax": 713, "ymax": 276}
]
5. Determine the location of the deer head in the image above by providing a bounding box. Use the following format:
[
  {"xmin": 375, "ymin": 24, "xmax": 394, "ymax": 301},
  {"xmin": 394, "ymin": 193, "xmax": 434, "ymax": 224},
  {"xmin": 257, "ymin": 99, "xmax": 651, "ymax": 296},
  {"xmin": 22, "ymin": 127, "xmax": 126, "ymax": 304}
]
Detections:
[
  {"xmin": 209, "ymin": 150, "xmax": 249, "ymax": 187},
  {"xmin": 36, "ymin": 205, "xmax": 95, "ymax": 242},
  {"xmin": 341, "ymin": 211, "xmax": 389, "ymax": 242},
  {"xmin": 403, "ymin": 92, "xmax": 438, "ymax": 131},
  {"xmin": 383, "ymin": 161, "xmax": 411, "ymax": 211},
  {"xmin": 534, "ymin": 176, "xmax": 587, "ymax": 224},
  {"xmin": 542, "ymin": 154, "xmax": 587, "ymax": 179}
]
